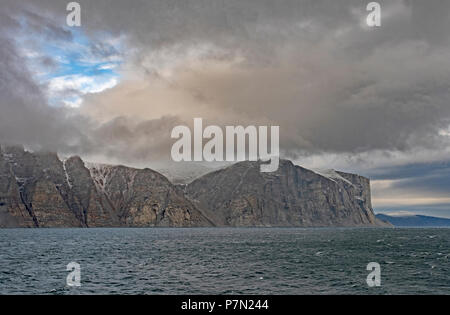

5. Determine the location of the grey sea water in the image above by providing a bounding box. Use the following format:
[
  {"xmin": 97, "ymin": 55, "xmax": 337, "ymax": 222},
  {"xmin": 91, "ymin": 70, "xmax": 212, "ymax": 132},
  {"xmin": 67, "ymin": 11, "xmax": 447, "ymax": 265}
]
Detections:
[{"xmin": 0, "ymin": 227, "xmax": 449, "ymax": 295}]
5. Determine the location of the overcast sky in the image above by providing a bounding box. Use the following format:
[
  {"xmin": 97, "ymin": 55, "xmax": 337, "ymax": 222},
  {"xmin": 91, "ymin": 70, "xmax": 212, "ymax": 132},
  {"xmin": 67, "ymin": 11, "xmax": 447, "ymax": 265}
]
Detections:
[{"xmin": 1, "ymin": 0, "xmax": 450, "ymax": 217}]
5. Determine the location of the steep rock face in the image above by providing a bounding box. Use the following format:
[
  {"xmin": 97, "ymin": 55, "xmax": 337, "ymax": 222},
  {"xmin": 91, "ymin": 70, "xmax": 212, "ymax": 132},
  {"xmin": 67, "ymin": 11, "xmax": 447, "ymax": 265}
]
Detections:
[
  {"xmin": 0, "ymin": 151, "xmax": 34, "ymax": 227},
  {"xmin": 0, "ymin": 146, "xmax": 212, "ymax": 227},
  {"xmin": 64, "ymin": 157, "xmax": 119, "ymax": 227},
  {"xmin": 88, "ymin": 164, "xmax": 212, "ymax": 227},
  {"xmin": 186, "ymin": 160, "xmax": 388, "ymax": 227},
  {"xmin": 1, "ymin": 146, "xmax": 81, "ymax": 227},
  {"xmin": 0, "ymin": 146, "xmax": 388, "ymax": 228}
]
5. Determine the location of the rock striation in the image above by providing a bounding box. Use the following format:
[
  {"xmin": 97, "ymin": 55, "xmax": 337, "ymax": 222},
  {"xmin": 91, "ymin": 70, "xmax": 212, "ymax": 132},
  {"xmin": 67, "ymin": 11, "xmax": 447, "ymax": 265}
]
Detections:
[{"xmin": 0, "ymin": 145, "xmax": 388, "ymax": 228}]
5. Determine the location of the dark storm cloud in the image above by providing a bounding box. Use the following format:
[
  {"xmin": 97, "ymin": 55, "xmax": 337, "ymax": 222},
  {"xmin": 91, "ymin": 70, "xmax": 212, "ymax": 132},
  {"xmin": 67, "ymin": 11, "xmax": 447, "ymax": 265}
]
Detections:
[
  {"xmin": 367, "ymin": 162, "xmax": 450, "ymax": 181},
  {"xmin": 2, "ymin": 0, "xmax": 450, "ymax": 173},
  {"xmin": 0, "ymin": 22, "xmax": 180, "ymax": 162},
  {"xmin": 371, "ymin": 162, "xmax": 450, "ymax": 196},
  {"xmin": 0, "ymin": 2, "xmax": 181, "ymax": 164},
  {"xmin": 0, "ymin": 3, "xmax": 88, "ymax": 152},
  {"xmin": 56, "ymin": 0, "xmax": 450, "ymax": 155},
  {"xmin": 0, "ymin": 29, "xmax": 89, "ymax": 152}
]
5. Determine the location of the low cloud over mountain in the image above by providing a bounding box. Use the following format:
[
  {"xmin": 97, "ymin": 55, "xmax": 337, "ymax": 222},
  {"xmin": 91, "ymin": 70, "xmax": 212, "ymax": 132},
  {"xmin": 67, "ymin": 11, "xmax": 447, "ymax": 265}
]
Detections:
[{"xmin": 1, "ymin": 1, "xmax": 450, "ymax": 215}]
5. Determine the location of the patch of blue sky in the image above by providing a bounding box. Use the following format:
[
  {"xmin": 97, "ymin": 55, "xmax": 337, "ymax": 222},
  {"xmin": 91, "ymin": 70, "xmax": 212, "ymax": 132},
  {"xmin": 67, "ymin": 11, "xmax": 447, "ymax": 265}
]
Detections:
[
  {"xmin": 40, "ymin": 29, "xmax": 121, "ymax": 81},
  {"xmin": 20, "ymin": 25, "xmax": 123, "ymax": 107}
]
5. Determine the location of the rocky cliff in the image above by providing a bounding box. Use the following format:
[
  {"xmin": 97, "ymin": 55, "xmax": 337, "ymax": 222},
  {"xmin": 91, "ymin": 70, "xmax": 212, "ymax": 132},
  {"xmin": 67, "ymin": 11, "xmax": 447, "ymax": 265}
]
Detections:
[
  {"xmin": 0, "ymin": 145, "xmax": 211, "ymax": 227},
  {"xmin": 0, "ymin": 145, "xmax": 388, "ymax": 227},
  {"xmin": 185, "ymin": 160, "xmax": 388, "ymax": 227}
]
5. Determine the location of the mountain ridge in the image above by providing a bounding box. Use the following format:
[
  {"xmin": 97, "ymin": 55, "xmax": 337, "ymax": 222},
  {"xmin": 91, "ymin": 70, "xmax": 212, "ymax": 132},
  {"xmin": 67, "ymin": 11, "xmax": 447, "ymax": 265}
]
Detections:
[
  {"xmin": 186, "ymin": 159, "xmax": 388, "ymax": 227},
  {"xmin": 0, "ymin": 145, "xmax": 389, "ymax": 228},
  {"xmin": 376, "ymin": 213, "xmax": 450, "ymax": 227}
]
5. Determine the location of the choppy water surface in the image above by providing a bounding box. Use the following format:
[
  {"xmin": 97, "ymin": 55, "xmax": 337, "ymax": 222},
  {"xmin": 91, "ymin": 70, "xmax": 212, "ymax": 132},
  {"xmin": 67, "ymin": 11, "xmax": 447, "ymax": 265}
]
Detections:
[{"xmin": 0, "ymin": 228, "xmax": 449, "ymax": 294}]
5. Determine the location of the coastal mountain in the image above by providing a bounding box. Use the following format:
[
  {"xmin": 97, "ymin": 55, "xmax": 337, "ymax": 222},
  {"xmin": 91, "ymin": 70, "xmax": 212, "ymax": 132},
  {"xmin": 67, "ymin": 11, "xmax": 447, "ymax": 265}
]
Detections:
[
  {"xmin": 0, "ymin": 145, "xmax": 211, "ymax": 227},
  {"xmin": 186, "ymin": 160, "xmax": 388, "ymax": 227},
  {"xmin": 0, "ymin": 145, "xmax": 388, "ymax": 228},
  {"xmin": 376, "ymin": 213, "xmax": 450, "ymax": 227}
]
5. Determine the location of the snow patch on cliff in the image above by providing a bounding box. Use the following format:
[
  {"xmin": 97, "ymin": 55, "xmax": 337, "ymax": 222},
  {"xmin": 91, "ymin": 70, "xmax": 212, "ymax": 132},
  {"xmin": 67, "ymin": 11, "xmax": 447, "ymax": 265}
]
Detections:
[
  {"xmin": 86, "ymin": 162, "xmax": 139, "ymax": 194},
  {"xmin": 85, "ymin": 162, "xmax": 113, "ymax": 193},
  {"xmin": 311, "ymin": 168, "xmax": 354, "ymax": 186},
  {"xmin": 62, "ymin": 159, "xmax": 73, "ymax": 189}
]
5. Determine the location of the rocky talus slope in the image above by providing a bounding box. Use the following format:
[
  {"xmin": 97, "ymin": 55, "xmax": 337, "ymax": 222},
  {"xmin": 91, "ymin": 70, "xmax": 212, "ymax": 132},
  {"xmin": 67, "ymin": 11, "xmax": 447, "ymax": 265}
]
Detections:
[{"xmin": 0, "ymin": 145, "xmax": 388, "ymax": 227}]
